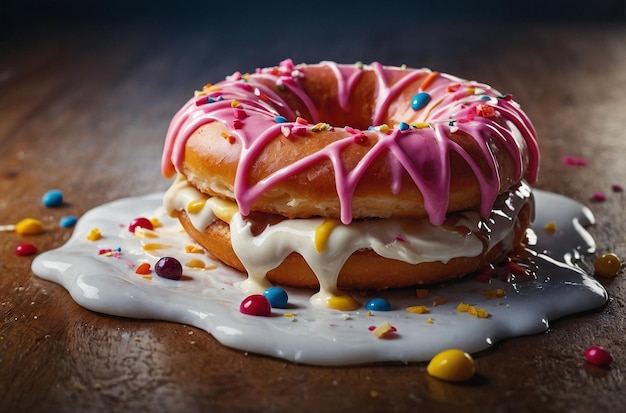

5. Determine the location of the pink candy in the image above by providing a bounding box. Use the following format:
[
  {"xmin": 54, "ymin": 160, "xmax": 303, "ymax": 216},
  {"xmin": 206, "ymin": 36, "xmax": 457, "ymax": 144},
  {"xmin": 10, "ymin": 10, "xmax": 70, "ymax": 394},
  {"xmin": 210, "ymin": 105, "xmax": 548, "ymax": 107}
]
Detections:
[
  {"xmin": 240, "ymin": 295, "xmax": 272, "ymax": 316},
  {"xmin": 16, "ymin": 243, "xmax": 38, "ymax": 256},
  {"xmin": 584, "ymin": 345, "xmax": 613, "ymax": 367},
  {"xmin": 562, "ymin": 156, "xmax": 588, "ymax": 166}
]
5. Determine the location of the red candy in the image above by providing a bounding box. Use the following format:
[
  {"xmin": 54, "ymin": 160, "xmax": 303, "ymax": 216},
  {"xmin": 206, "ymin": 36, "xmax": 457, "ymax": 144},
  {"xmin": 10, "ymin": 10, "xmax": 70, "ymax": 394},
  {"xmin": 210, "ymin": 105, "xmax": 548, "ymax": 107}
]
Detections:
[
  {"xmin": 240, "ymin": 294, "xmax": 272, "ymax": 316},
  {"xmin": 16, "ymin": 243, "xmax": 38, "ymax": 256},
  {"xmin": 584, "ymin": 345, "xmax": 613, "ymax": 367},
  {"xmin": 128, "ymin": 217, "xmax": 154, "ymax": 233}
]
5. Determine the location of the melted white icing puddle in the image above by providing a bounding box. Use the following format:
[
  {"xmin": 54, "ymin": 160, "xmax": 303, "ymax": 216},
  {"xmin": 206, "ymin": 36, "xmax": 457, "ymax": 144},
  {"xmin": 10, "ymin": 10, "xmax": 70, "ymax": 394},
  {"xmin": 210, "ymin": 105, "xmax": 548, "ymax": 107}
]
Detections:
[{"xmin": 32, "ymin": 190, "xmax": 607, "ymax": 365}]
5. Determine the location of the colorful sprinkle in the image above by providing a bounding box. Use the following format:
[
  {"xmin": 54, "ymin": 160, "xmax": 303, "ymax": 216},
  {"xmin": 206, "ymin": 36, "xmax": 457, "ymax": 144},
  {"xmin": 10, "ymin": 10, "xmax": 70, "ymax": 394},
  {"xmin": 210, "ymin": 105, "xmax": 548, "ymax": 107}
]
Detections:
[
  {"xmin": 419, "ymin": 71, "xmax": 439, "ymax": 91},
  {"xmin": 365, "ymin": 297, "xmax": 391, "ymax": 311},
  {"xmin": 562, "ymin": 156, "xmax": 588, "ymax": 166},
  {"xmin": 274, "ymin": 115, "xmax": 287, "ymax": 123},
  {"xmin": 591, "ymin": 192, "xmax": 606, "ymax": 202},
  {"xmin": 135, "ymin": 262, "xmax": 151, "ymax": 275},
  {"xmin": 59, "ymin": 215, "xmax": 77, "ymax": 228},
  {"xmin": 263, "ymin": 286, "xmax": 289, "ymax": 309},
  {"xmin": 240, "ymin": 294, "xmax": 272, "ymax": 316},
  {"xmin": 16, "ymin": 243, "xmax": 38, "ymax": 256},
  {"xmin": 584, "ymin": 345, "xmax": 613, "ymax": 367},
  {"xmin": 295, "ymin": 116, "xmax": 308, "ymax": 125},
  {"xmin": 369, "ymin": 322, "xmax": 397, "ymax": 338},
  {"xmin": 398, "ymin": 121, "xmax": 409, "ymax": 131},
  {"xmin": 128, "ymin": 217, "xmax": 154, "ymax": 233},
  {"xmin": 15, "ymin": 218, "xmax": 44, "ymax": 235},
  {"xmin": 611, "ymin": 184, "xmax": 623, "ymax": 192},
  {"xmin": 594, "ymin": 253, "xmax": 621, "ymax": 277},
  {"xmin": 155, "ymin": 257, "xmax": 183, "ymax": 280},
  {"xmin": 411, "ymin": 92, "xmax": 431, "ymax": 111},
  {"xmin": 427, "ymin": 349, "xmax": 475, "ymax": 382},
  {"xmin": 475, "ymin": 104, "xmax": 496, "ymax": 118},
  {"xmin": 41, "ymin": 189, "xmax": 64, "ymax": 207}
]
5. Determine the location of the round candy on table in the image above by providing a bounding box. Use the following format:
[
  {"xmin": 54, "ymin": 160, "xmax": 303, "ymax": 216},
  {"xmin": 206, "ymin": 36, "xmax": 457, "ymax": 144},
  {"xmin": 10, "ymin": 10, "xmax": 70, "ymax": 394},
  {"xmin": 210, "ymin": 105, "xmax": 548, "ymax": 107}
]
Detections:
[
  {"xmin": 154, "ymin": 257, "xmax": 183, "ymax": 280},
  {"xmin": 594, "ymin": 253, "xmax": 621, "ymax": 277},
  {"xmin": 584, "ymin": 345, "xmax": 613, "ymax": 367},
  {"xmin": 59, "ymin": 215, "xmax": 78, "ymax": 228},
  {"xmin": 128, "ymin": 217, "xmax": 154, "ymax": 233},
  {"xmin": 365, "ymin": 297, "xmax": 391, "ymax": 311},
  {"xmin": 41, "ymin": 189, "xmax": 64, "ymax": 207},
  {"xmin": 240, "ymin": 295, "xmax": 272, "ymax": 316},
  {"xmin": 263, "ymin": 287, "xmax": 289, "ymax": 308},
  {"xmin": 16, "ymin": 243, "xmax": 38, "ymax": 256},
  {"xmin": 15, "ymin": 218, "xmax": 44, "ymax": 235},
  {"xmin": 427, "ymin": 349, "xmax": 476, "ymax": 382}
]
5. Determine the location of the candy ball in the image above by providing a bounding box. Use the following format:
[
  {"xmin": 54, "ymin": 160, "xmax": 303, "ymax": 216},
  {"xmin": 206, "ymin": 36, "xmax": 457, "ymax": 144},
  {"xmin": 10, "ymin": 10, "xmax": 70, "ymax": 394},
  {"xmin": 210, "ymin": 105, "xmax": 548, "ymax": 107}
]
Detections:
[
  {"xmin": 59, "ymin": 215, "xmax": 78, "ymax": 228},
  {"xmin": 154, "ymin": 257, "xmax": 183, "ymax": 280},
  {"xmin": 365, "ymin": 297, "xmax": 391, "ymax": 311},
  {"xmin": 594, "ymin": 253, "xmax": 621, "ymax": 278},
  {"xmin": 16, "ymin": 243, "xmax": 38, "ymax": 256},
  {"xmin": 584, "ymin": 345, "xmax": 613, "ymax": 367},
  {"xmin": 128, "ymin": 217, "xmax": 154, "ymax": 233},
  {"xmin": 427, "ymin": 349, "xmax": 476, "ymax": 382},
  {"xmin": 42, "ymin": 189, "xmax": 64, "ymax": 207},
  {"xmin": 240, "ymin": 295, "xmax": 272, "ymax": 316},
  {"xmin": 15, "ymin": 218, "xmax": 44, "ymax": 235},
  {"xmin": 263, "ymin": 287, "xmax": 289, "ymax": 308}
]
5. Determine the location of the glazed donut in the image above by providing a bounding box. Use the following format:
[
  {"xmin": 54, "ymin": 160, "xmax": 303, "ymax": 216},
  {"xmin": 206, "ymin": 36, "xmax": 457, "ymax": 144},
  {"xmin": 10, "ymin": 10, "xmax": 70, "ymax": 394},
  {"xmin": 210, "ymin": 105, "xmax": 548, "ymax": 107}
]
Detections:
[{"xmin": 161, "ymin": 60, "xmax": 540, "ymax": 308}]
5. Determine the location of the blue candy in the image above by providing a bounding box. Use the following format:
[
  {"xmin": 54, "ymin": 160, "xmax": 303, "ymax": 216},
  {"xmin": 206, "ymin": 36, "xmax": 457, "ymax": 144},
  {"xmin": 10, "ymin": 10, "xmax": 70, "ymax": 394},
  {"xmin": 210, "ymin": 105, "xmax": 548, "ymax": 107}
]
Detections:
[
  {"xmin": 398, "ymin": 121, "xmax": 410, "ymax": 131},
  {"xmin": 59, "ymin": 215, "xmax": 78, "ymax": 228},
  {"xmin": 411, "ymin": 92, "xmax": 431, "ymax": 111},
  {"xmin": 42, "ymin": 189, "xmax": 64, "ymax": 207},
  {"xmin": 263, "ymin": 286, "xmax": 289, "ymax": 309},
  {"xmin": 274, "ymin": 115, "xmax": 287, "ymax": 123},
  {"xmin": 365, "ymin": 297, "xmax": 391, "ymax": 312}
]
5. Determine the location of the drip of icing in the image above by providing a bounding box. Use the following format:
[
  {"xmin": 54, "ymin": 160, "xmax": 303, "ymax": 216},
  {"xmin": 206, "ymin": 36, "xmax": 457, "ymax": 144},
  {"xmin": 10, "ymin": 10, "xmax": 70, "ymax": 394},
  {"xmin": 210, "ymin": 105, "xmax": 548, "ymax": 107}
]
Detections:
[
  {"xmin": 165, "ymin": 176, "xmax": 533, "ymax": 307},
  {"xmin": 162, "ymin": 60, "xmax": 540, "ymax": 226}
]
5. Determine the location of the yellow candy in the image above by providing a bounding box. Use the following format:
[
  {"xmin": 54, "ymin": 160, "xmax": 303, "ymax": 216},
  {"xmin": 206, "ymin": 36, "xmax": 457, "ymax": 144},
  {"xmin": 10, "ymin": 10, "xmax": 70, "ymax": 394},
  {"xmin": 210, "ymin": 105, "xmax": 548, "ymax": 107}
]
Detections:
[
  {"xmin": 327, "ymin": 292, "xmax": 360, "ymax": 311},
  {"xmin": 427, "ymin": 349, "xmax": 475, "ymax": 382},
  {"xmin": 15, "ymin": 218, "xmax": 44, "ymax": 235},
  {"xmin": 314, "ymin": 219, "xmax": 341, "ymax": 253},
  {"xmin": 594, "ymin": 253, "xmax": 621, "ymax": 277},
  {"xmin": 86, "ymin": 228, "xmax": 102, "ymax": 241}
]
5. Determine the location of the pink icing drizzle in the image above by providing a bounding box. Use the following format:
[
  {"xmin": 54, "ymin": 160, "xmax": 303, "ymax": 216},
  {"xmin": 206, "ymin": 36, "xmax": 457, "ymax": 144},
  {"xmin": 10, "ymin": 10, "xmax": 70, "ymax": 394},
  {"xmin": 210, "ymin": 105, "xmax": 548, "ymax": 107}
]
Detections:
[{"xmin": 162, "ymin": 60, "xmax": 540, "ymax": 226}]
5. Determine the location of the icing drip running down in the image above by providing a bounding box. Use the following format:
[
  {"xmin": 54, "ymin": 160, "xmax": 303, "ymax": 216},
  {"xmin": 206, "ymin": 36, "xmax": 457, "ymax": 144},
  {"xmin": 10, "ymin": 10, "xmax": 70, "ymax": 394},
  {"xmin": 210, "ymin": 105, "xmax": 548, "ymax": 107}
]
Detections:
[{"xmin": 161, "ymin": 59, "xmax": 539, "ymax": 226}]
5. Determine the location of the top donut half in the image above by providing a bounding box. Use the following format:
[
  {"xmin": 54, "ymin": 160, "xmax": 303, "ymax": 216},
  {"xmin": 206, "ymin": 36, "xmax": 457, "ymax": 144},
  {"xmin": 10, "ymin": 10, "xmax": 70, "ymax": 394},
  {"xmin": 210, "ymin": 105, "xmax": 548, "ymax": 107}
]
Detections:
[{"xmin": 162, "ymin": 60, "xmax": 539, "ymax": 225}]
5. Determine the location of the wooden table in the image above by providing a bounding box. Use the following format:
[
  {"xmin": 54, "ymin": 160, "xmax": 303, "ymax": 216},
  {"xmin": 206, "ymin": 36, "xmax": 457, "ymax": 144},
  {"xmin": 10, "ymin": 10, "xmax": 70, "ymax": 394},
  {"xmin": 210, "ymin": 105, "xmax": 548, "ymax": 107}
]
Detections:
[{"xmin": 2, "ymin": 6, "xmax": 625, "ymax": 412}]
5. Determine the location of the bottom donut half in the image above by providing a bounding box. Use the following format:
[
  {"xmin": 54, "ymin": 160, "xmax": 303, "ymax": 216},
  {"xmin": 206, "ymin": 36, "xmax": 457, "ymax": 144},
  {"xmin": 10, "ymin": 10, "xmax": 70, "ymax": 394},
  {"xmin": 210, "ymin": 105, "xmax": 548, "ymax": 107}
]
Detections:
[{"xmin": 173, "ymin": 201, "xmax": 533, "ymax": 290}]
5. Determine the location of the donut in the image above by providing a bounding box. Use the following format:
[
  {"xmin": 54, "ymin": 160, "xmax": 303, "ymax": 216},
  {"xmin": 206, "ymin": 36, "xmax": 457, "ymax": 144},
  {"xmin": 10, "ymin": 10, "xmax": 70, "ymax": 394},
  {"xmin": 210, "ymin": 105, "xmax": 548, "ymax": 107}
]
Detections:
[{"xmin": 161, "ymin": 60, "xmax": 539, "ymax": 309}]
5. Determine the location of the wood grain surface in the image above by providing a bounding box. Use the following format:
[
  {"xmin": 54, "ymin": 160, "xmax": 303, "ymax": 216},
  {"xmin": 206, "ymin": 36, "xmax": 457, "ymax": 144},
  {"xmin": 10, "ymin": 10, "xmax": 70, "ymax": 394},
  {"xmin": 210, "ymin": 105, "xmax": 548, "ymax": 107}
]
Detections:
[{"xmin": 1, "ymin": 4, "xmax": 625, "ymax": 412}]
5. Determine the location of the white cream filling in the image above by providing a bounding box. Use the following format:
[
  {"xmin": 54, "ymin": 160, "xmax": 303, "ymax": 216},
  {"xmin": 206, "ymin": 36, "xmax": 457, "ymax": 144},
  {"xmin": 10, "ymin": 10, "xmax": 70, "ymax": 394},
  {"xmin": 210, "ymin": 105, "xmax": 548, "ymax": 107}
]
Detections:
[{"xmin": 164, "ymin": 174, "xmax": 532, "ymax": 308}]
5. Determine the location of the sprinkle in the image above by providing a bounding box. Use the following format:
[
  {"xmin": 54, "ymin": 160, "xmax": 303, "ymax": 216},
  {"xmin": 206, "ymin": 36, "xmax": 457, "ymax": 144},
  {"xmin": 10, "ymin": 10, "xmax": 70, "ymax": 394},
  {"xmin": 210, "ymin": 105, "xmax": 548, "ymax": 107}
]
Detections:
[
  {"xmin": 86, "ymin": 228, "xmax": 102, "ymax": 241},
  {"xmin": 446, "ymin": 84, "xmax": 460, "ymax": 92},
  {"xmin": 432, "ymin": 296, "xmax": 447, "ymax": 306},
  {"xmin": 562, "ymin": 156, "xmax": 588, "ymax": 166},
  {"xmin": 292, "ymin": 125, "xmax": 307, "ymax": 135},
  {"xmin": 233, "ymin": 108, "xmax": 246, "ymax": 120},
  {"xmin": 378, "ymin": 124, "xmax": 390, "ymax": 133},
  {"xmin": 406, "ymin": 305, "xmax": 430, "ymax": 314},
  {"xmin": 281, "ymin": 125, "xmax": 292, "ymax": 138},
  {"xmin": 411, "ymin": 92, "xmax": 431, "ymax": 111},
  {"xmin": 398, "ymin": 122, "xmax": 409, "ymax": 131},
  {"xmin": 185, "ymin": 259, "xmax": 206, "ymax": 269},
  {"xmin": 591, "ymin": 192, "xmax": 606, "ymax": 202},
  {"xmin": 475, "ymin": 104, "xmax": 496, "ymax": 118},
  {"xmin": 15, "ymin": 218, "xmax": 44, "ymax": 235},
  {"xmin": 295, "ymin": 116, "xmax": 309, "ymax": 125},
  {"xmin": 59, "ymin": 215, "xmax": 77, "ymax": 228},
  {"xmin": 185, "ymin": 244, "xmax": 204, "ymax": 253},
  {"xmin": 231, "ymin": 119, "xmax": 243, "ymax": 129},
  {"xmin": 355, "ymin": 61, "xmax": 364, "ymax": 69},
  {"xmin": 41, "ymin": 189, "xmax": 64, "ymax": 207},
  {"xmin": 353, "ymin": 134, "xmax": 368, "ymax": 144},
  {"xmin": 142, "ymin": 243, "xmax": 171, "ymax": 251},
  {"xmin": 221, "ymin": 132, "xmax": 236, "ymax": 144},
  {"xmin": 497, "ymin": 94, "xmax": 514, "ymax": 101},
  {"xmin": 419, "ymin": 71, "xmax": 439, "ymax": 91},
  {"xmin": 457, "ymin": 302, "xmax": 489, "ymax": 318},
  {"xmin": 274, "ymin": 115, "xmax": 287, "ymax": 123},
  {"xmin": 135, "ymin": 262, "xmax": 151, "ymax": 275},
  {"xmin": 415, "ymin": 289, "xmax": 429, "ymax": 299},
  {"xmin": 612, "ymin": 184, "xmax": 624, "ymax": 192},
  {"xmin": 311, "ymin": 122, "xmax": 330, "ymax": 132},
  {"xmin": 411, "ymin": 122, "xmax": 430, "ymax": 129},
  {"xmin": 370, "ymin": 322, "xmax": 397, "ymax": 338},
  {"xmin": 230, "ymin": 100, "xmax": 241, "ymax": 108},
  {"xmin": 481, "ymin": 288, "xmax": 506, "ymax": 299},
  {"xmin": 544, "ymin": 221, "xmax": 557, "ymax": 233}
]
